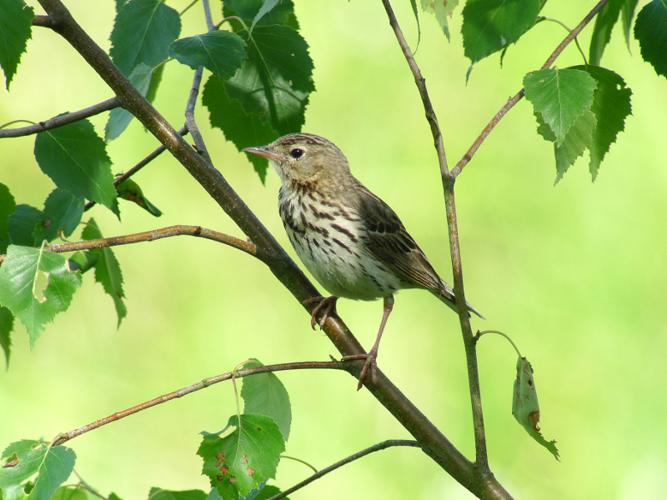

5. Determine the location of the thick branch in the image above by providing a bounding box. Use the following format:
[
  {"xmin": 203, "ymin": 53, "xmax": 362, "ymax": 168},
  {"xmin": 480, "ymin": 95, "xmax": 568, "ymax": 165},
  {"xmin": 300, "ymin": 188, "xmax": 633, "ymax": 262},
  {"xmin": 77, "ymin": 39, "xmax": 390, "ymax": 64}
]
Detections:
[
  {"xmin": 0, "ymin": 97, "xmax": 119, "ymax": 138},
  {"xmin": 450, "ymin": 0, "xmax": 609, "ymax": 178},
  {"xmin": 37, "ymin": 0, "xmax": 481, "ymax": 494},
  {"xmin": 269, "ymin": 440, "xmax": 421, "ymax": 500},
  {"xmin": 52, "ymin": 361, "xmax": 346, "ymax": 446}
]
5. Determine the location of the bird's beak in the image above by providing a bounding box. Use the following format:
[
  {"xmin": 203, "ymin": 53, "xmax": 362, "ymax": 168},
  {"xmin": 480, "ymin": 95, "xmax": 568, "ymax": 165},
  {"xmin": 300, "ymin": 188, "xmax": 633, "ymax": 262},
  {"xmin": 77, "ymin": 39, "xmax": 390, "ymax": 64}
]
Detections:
[{"xmin": 243, "ymin": 146, "xmax": 282, "ymax": 162}]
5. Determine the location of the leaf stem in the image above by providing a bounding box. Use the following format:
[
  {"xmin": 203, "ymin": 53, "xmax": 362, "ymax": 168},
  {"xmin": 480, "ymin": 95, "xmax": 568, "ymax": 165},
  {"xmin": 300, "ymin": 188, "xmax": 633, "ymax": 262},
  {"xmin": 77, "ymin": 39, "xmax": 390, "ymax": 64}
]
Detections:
[
  {"xmin": 476, "ymin": 330, "xmax": 522, "ymax": 357},
  {"xmin": 268, "ymin": 440, "xmax": 421, "ymax": 500},
  {"xmin": 536, "ymin": 16, "xmax": 588, "ymax": 65},
  {"xmin": 280, "ymin": 454, "xmax": 318, "ymax": 474}
]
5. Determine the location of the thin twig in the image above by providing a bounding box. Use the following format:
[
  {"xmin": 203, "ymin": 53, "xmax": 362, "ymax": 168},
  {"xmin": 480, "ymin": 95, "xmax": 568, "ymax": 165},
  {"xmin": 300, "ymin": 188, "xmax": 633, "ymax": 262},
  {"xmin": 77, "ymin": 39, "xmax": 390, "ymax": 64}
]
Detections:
[
  {"xmin": 379, "ymin": 0, "xmax": 449, "ymax": 180},
  {"xmin": 379, "ymin": 0, "xmax": 491, "ymax": 477},
  {"xmin": 268, "ymin": 440, "xmax": 421, "ymax": 500},
  {"xmin": 183, "ymin": 0, "xmax": 216, "ymax": 163},
  {"xmin": 83, "ymin": 126, "xmax": 189, "ymax": 211},
  {"xmin": 0, "ymin": 97, "xmax": 120, "ymax": 138},
  {"xmin": 51, "ymin": 361, "xmax": 346, "ymax": 446},
  {"xmin": 450, "ymin": 0, "xmax": 609, "ymax": 178},
  {"xmin": 0, "ymin": 225, "xmax": 257, "ymax": 263}
]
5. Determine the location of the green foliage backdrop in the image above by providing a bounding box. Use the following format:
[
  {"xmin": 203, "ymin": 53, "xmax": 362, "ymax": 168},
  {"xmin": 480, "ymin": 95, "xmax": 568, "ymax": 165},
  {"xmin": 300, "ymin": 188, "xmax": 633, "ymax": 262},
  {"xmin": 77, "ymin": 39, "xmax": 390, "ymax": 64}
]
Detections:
[{"xmin": 1, "ymin": 0, "xmax": 666, "ymax": 498}]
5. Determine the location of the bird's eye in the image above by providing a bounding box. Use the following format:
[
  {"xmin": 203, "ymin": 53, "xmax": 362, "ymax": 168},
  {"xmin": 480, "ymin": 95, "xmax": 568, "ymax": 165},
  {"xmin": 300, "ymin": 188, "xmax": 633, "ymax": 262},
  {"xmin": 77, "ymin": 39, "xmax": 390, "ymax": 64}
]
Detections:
[{"xmin": 290, "ymin": 148, "xmax": 304, "ymax": 159}]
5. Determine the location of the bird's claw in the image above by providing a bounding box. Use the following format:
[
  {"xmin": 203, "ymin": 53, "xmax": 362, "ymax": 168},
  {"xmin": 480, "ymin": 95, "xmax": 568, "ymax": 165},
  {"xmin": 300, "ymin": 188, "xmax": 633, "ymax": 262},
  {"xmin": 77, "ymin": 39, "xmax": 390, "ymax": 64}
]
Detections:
[
  {"xmin": 342, "ymin": 352, "xmax": 378, "ymax": 390},
  {"xmin": 303, "ymin": 296, "xmax": 338, "ymax": 330}
]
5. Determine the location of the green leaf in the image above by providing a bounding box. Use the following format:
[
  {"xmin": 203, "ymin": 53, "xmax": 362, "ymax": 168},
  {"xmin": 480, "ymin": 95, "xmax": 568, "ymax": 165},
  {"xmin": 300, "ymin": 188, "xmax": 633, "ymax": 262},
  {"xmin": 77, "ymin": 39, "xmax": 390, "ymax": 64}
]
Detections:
[
  {"xmin": 202, "ymin": 75, "xmax": 276, "ymax": 182},
  {"xmin": 8, "ymin": 205, "xmax": 42, "ymax": 247},
  {"xmin": 0, "ymin": 307, "xmax": 13, "ymax": 368},
  {"xmin": 198, "ymin": 415, "xmax": 285, "ymax": 498},
  {"xmin": 462, "ymin": 0, "xmax": 541, "ymax": 64},
  {"xmin": 523, "ymin": 68, "xmax": 597, "ymax": 143},
  {"xmin": 210, "ymin": 0, "xmax": 314, "ymax": 181},
  {"xmin": 251, "ymin": 0, "xmax": 280, "ymax": 31},
  {"xmin": 148, "ymin": 488, "xmax": 206, "ymax": 500},
  {"xmin": 105, "ymin": 63, "xmax": 153, "ymax": 141},
  {"xmin": 109, "ymin": 0, "xmax": 181, "ymax": 76},
  {"xmin": 0, "ymin": 440, "xmax": 46, "ymax": 488},
  {"xmin": 82, "ymin": 219, "xmax": 126, "ymax": 326},
  {"xmin": 27, "ymin": 446, "xmax": 76, "ymax": 500},
  {"xmin": 241, "ymin": 485, "xmax": 286, "ymax": 500},
  {"xmin": 0, "ymin": 245, "xmax": 82, "ymax": 345},
  {"xmin": 409, "ymin": 0, "xmax": 421, "ymax": 46},
  {"xmin": 548, "ymin": 110, "xmax": 597, "ymax": 182},
  {"xmin": 634, "ymin": 0, "xmax": 667, "ymax": 79},
  {"xmin": 589, "ymin": 0, "xmax": 624, "ymax": 66},
  {"xmin": 241, "ymin": 360, "xmax": 292, "ymax": 441},
  {"xmin": 117, "ymin": 179, "xmax": 162, "ymax": 217},
  {"xmin": 621, "ymin": 0, "xmax": 639, "ymax": 47},
  {"xmin": 170, "ymin": 31, "xmax": 247, "ymax": 78},
  {"xmin": 223, "ymin": 0, "xmax": 298, "ymax": 28},
  {"xmin": 512, "ymin": 357, "xmax": 559, "ymax": 460},
  {"xmin": 41, "ymin": 189, "xmax": 84, "ymax": 241},
  {"xmin": 577, "ymin": 65, "xmax": 632, "ymax": 180},
  {"xmin": 34, "ymin": 119, "xmax": 118, "ymax": 214},
  {"xmin": 0, "ymin": 0, "xmax": 33, "ymax": 89},
  {"xmin": 0, "ymin": 183, "xmax": 17, "ymax": 253},
  {"xmin": 146, "ymin": 63, "xmax": 165, "ymax": 104},
  {"xmin": 421, "ymin": 0, "xmax": 459, "ymax": 40},
  {"xmin": 1, "ymin": 484, "xmax": 27, "ymax": 500},
  {"xmin": 50, "ymin": 487, "xmax": 88, "ymax": 500}
]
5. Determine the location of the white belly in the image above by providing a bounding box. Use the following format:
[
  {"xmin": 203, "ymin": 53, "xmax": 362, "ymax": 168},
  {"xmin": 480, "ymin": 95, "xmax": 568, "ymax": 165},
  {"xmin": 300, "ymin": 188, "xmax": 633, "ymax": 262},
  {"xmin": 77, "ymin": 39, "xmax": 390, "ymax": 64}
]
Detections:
[{"xmin": 279, "ymin": 191, "xmax": 400, "ymax": 300}]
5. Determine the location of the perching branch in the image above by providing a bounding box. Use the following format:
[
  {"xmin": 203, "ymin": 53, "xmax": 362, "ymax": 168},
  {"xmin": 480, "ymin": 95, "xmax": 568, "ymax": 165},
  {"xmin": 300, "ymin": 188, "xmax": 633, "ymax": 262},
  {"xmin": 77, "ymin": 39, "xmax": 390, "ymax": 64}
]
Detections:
[
  {"xmin": 268, "ymin": 440, "xmax": 421, "ymax": 500},
  {"xmin": 52, "ymin": 360, "xmax": 346, "ymax": 446},
  {"xmin": 450, "ymin": 0, "xmax": 609, "ymax": 178},
  {"xmin": 379, "ymin": 1, "xmax": 492, "ymax": 490},
  {"xmin": 0, "ymin": 97, "xmax": 119, "ymax": 138},
  {"xmin": 33, "ymin": 0, "xmax": 498, "ymax": 497}
]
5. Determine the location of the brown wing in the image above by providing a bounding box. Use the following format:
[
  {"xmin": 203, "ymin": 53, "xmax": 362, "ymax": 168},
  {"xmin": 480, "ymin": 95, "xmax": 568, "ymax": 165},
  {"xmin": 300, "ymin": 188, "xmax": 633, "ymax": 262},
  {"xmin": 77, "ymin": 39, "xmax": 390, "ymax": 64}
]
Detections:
[{"xmin": 354, "ymin": 184, "xmax": 444, "ymax": 292}]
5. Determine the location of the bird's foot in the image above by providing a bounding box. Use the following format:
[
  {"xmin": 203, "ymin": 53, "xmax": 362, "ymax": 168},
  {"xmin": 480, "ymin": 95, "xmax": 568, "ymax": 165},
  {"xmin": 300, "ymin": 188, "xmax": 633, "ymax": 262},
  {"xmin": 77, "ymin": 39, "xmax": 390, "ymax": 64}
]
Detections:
[
  {"xmin": 302, "ymin": 296, "xmax": 338, "ymax": 330},
  {"xmin": 342, "ymin": 350, "xmax": 378, "ymax": 390}
]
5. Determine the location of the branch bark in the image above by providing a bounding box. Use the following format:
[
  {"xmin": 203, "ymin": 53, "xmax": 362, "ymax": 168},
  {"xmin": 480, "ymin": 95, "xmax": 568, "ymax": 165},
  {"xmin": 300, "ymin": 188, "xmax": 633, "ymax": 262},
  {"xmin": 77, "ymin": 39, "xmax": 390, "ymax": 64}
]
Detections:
[
  {"xmin": 36, "ymin": 0, "xmax": 480, "ymax": 494},
  {"xmin": 379, "ymin": 1, "xmax": 493, "ymax": 491},
  {"xmin": 52, "ymin": 361, "xmax": 346, "ymax": 446},
  {"xmin": 0, "ymin": 97, "xmax": 119, "ymax": 138},
  {"xmin": 269, "ymin": 440, "xmax": 421, "ymax": 500}
]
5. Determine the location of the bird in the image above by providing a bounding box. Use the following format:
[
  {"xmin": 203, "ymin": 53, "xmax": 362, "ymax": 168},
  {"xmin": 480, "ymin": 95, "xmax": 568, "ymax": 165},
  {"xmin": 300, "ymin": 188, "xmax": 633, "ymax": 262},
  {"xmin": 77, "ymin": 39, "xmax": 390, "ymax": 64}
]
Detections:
[{"xmin": 244, "ymin": 133, "xmax": 481, "ymax": 389}]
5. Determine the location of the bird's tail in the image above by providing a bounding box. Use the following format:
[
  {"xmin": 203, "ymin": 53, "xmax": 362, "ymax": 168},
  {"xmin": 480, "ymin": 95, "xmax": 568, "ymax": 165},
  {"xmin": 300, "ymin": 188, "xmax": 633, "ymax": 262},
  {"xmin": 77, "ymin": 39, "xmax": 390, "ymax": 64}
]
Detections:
[{"xmin": 434, "ymin": 283, "xmax": 485, "ymax": 319}]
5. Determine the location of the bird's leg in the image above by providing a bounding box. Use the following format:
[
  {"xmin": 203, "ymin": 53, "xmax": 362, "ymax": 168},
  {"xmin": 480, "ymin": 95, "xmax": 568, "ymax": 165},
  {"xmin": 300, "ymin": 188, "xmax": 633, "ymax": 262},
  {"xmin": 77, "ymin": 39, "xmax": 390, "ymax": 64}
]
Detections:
[
  {"xmin": 344, "ymin": 295, "xmax": 394, "ymax": 390},
  {"xmin": 302, "ymin": 295, "xmax": 338, "ymax": 330}
]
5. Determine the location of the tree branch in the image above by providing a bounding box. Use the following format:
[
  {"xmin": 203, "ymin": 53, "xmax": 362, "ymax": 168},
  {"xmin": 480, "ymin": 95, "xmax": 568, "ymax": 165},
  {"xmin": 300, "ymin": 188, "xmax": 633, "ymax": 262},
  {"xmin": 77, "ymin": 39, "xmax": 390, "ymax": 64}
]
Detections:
[
  {"xmin": 379, "ymin": 1, "xmax": 494, "ymax": 489},
  {"xmin": 0, "ymin": 97, "xmax": 119, "ymax": 138},
  {"xmin": 35, "ymin": 0, "xmax": 486, "ymax": 495},
  {"xmin": 268, "ymin": 440, "xmax": 421, "ymax": 500},
  {"xmin": 0, "ymin": 225, "xmax": 255, "ymax": 262},
  {"xmin": 32, "ymin": 15, "xmax": 55, "ymax": 28},
  {"xmin": 379, "ymin": 0, "xmax": 449, "ymax": 181},
  {"xmin": 450, "ymin": 0, "xmax": 609, "ymax": 178},
  {"xmin": 51, "ymin": 361, "xmax": 346, "ymax": 446}
]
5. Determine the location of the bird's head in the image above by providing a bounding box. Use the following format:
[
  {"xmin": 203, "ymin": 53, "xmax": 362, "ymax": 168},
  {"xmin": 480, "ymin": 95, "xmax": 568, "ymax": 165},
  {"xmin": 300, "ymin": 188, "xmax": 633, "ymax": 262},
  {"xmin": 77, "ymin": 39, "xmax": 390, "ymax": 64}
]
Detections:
[{"xmin": 244, "ymin": 133, "xmax": 350, "ymax": 185}]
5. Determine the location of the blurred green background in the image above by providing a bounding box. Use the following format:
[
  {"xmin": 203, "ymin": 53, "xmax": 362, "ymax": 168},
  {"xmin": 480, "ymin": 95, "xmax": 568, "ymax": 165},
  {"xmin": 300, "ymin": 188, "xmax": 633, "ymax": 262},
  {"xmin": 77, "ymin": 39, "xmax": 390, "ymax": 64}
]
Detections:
[{"xmin": 2, "ymin": 1, "xmax": 666, "ymax": 498}]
